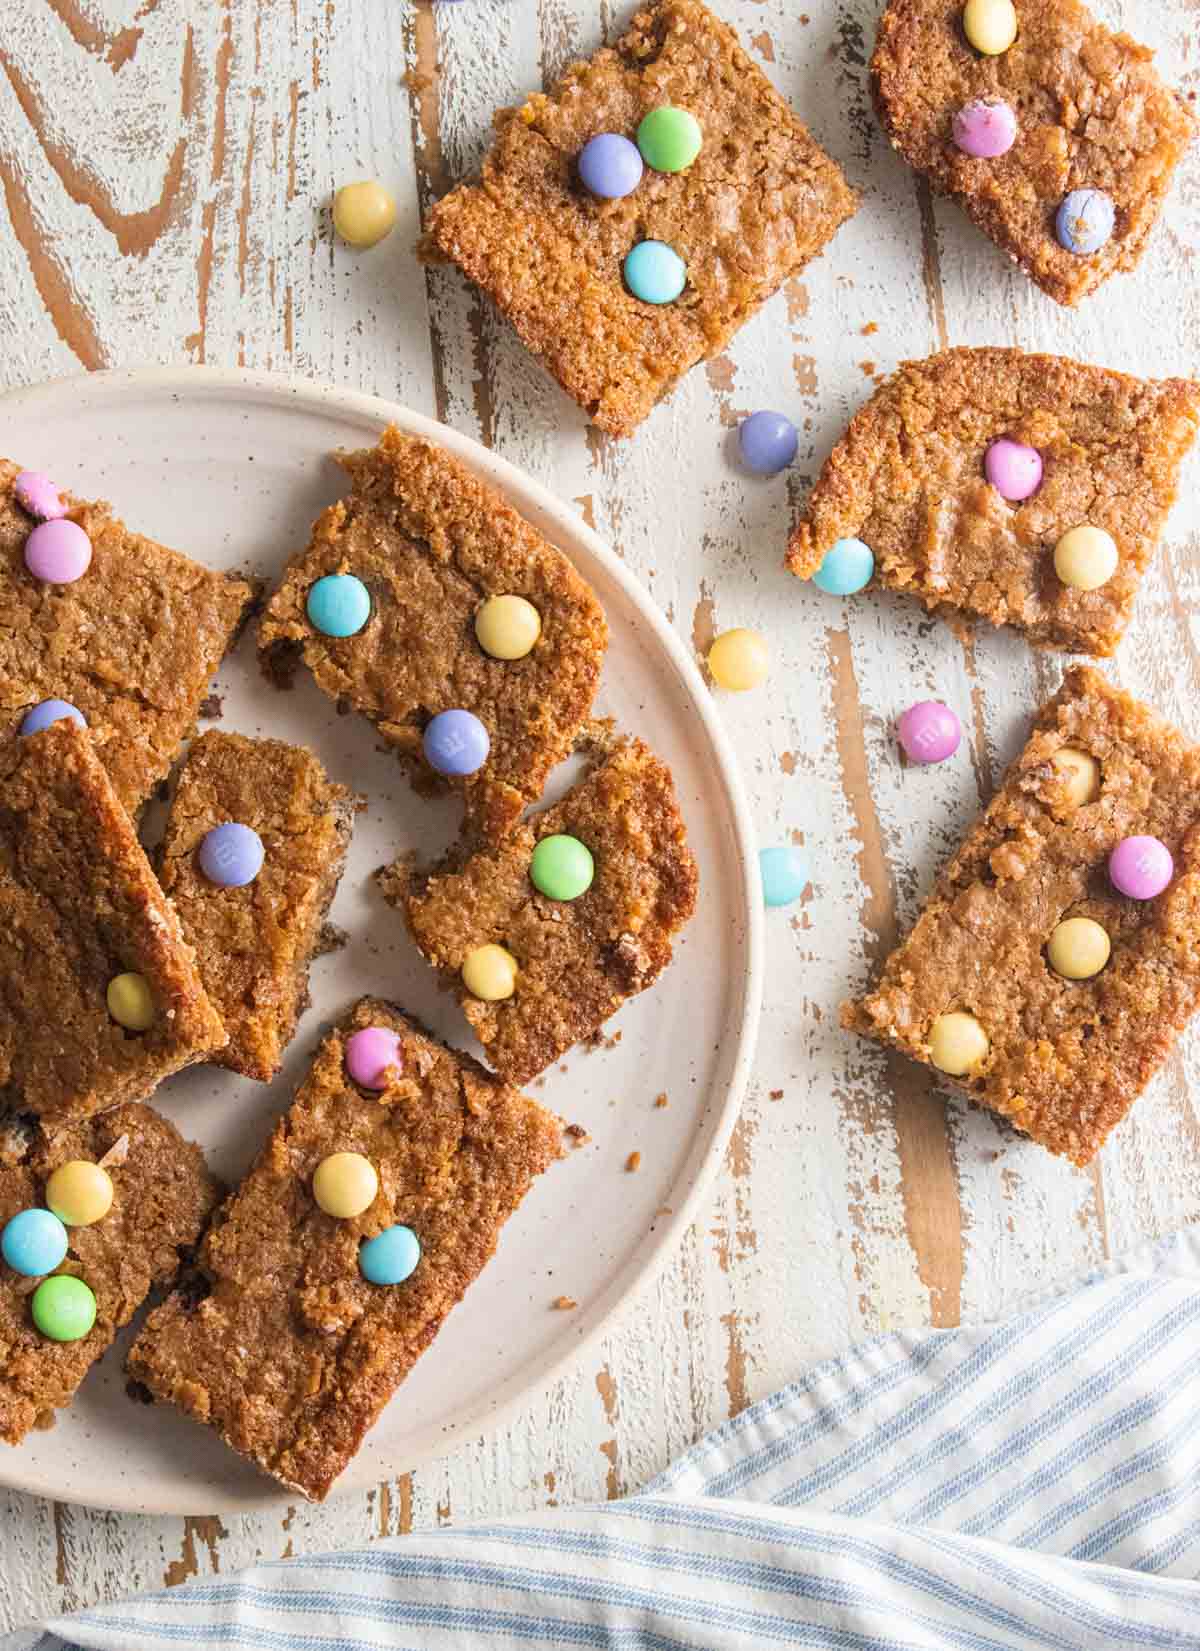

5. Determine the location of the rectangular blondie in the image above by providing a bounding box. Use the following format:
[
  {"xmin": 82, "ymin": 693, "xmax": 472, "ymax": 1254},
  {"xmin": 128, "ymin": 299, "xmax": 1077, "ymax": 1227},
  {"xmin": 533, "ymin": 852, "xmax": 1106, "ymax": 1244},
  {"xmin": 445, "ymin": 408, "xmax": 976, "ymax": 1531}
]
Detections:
[
  {"xmin": 126, "ymin": 999, "xmax": 562, "ymax": 1501},
  {"xmin": 845, "ymin": 668, "xmax": 1200, "ymax": 1164},
  {"xmin": 0, "ymin": 721, "xmax": 227, "ymax": 1125}
]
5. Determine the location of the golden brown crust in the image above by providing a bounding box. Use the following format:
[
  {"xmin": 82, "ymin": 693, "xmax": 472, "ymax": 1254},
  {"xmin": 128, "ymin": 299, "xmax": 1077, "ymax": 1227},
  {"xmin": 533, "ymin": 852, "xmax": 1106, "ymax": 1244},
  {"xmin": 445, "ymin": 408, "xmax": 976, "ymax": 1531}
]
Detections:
[
  {"xmin": 0, "ymin": 1104, "xmax": 222, "ymax": 1445},
  {"xmin": 126, "ymin": 999, "xmax": 562, "ymax": 1501},
  {"xmin": 844, "ymin": 667, "xmax": 1200, "ymax": 1165},
  {"xmin": 787, "ymin": 349, "xmax": 1200, "ymax": 655},
  {"xmin": 387, "ymin": 737, "xmax": 699, "ymax": 1086},
  {"xmin": 0, "ymin": 461, "xmax": 256, "ymax": 814},
  {"xmin": 871, "ymin": 0, "xmax": 1196, "ymax": 306},
  {"xmin": 0, "ymin": 722, "xmax": 228, "ymax": 1125},
  {"xmin": 159, "ymin": 732, "xmax": 359, "ymax": 1082},
  {"xmin": 424, "ymin": 0, "xmax": 858, "ymax": 435}
]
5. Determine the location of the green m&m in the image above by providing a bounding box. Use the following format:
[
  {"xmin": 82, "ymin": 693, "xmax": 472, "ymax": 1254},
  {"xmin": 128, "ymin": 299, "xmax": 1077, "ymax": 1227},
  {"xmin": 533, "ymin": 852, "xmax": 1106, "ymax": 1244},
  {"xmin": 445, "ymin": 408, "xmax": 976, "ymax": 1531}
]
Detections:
[
  {"xmin": 530, "ymin": 835, "xmax": 594, "ymax": 901},
  {"xmin": 636, "ymin": 107, "xmax": 702, "ymax": 173},
  {"xmin": 31, "ymin": 1274, "xmax": 96, "ymax": 1342}
]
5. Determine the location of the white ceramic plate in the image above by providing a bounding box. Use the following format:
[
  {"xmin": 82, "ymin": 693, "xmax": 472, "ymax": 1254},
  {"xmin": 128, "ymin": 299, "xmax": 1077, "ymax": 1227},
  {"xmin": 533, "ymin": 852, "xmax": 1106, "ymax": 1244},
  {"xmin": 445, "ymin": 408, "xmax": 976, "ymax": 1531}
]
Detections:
[{"xmin": 0, "ymin": 368, "xmax": 762, "ymax": 1515}]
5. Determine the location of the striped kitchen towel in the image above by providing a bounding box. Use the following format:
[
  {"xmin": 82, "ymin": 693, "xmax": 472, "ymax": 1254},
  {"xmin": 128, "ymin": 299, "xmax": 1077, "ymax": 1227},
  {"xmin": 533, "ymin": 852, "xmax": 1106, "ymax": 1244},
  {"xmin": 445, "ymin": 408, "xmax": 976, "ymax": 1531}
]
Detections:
[{"xmin": 13, "ymin": 1227, "xmax": 1200, "ymax": 1651}]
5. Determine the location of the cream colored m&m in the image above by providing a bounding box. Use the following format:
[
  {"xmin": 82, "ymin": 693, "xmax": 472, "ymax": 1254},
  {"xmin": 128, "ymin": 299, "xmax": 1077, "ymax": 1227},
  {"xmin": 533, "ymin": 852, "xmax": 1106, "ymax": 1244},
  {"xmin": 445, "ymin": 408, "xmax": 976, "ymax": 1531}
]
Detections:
[
  {"xmin": 708, "ymin": 628, "xmax": 768, "ymax": 692},
  {"xmin": 929, "ymin": 1011, "xmax": 990, "ymax": 1076},
  {"xmin": 313, "ymin": 1152, "xmax": 378, "ymax": 1219},
  {"xmin": 1052, "ymin": 748, "xmax": 1100, "ymax": 807},
  {"xmin": 1053, "ymin": 525, "xmax": 1118, "ymax": 591},
  {"xmin": 1048, "ymin": 917, "xmax": 1110, "ymax": 980},
  {"xmin": 475, "ymin": 595, "xmax": 541, "ymax": 660},
  {"xmin": 963, "ymin": 0, "xmax": 1017, "ymax": 54},
  {"xmin": 46, "ymin": 1161, "xmax": 113, "ymax": 1227},
  {"xmin": 333, "ymin": 180, "xmax": 397, "ymax": 248},
  {"xmin": 462, "ymin": 944, "xmax": 519, "ymax": 1001},
  {"xmin": 106, "ymin": 972, "xmax": 154, "ymax": 1031}
]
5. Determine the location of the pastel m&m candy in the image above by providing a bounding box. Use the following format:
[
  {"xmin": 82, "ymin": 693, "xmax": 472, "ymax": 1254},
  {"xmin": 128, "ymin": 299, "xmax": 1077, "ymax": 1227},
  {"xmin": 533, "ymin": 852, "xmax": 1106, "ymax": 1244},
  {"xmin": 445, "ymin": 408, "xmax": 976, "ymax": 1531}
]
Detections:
[
  {"xmin": 46, "ymin": 1161, "xmax": 113, "ymax": 1227},
  {"xmin": 738, "ymin": 411, "xmax": 798, "ymax": 476},
  {"xmin": 760, "ymin": 845, "xmax": 810, "ymax": 908},
  {"xmin": 1052, "ymin": 748, "xmax": 1100, "ymax": 807},
  {"xmin": 1047, "ymin": 917, "xmax": 1110, "ymax": 980},
  {"xmin": 199, "ymin": 822, "xmax": 265, "ymax": 887},
  {"xmin": 307, "ymin": 574, "xmax": 371, "ymax": 637},
  {"xmin": 952, "ymin": 98, "xmax": 1017, "ymax": 158},
  {"xmin": 333, "ymin": 180, "xmax": 397, "ymax": 247},
  {"xmin": 1109, "ymin": 836, "xmax": 1173, "ymax": 901},
  {"xmin": 624, "ymin": 240, "xmax": 687, "ymax": 305},
  {"xmin": 578, "ymin": 133, "xmax": 643, "ymax": 199},
  {"xmin": 20, "ymin": 699, "xmax": 86, "ymax": 736},
  {"xmin": 24, "ymin": 519, "xmax": 91, "ymax": 584},
  {"xmin": 2, "ymin": 1208, "xmax": 68, "ymax": 1277},
  {"xmin": 423, "ymin": 708, "xmax": 490, "ymax": 776},
  {"xmin": 963, "ymin": 0, "xmax": 1017, "ymax": 54},
  {"xmin": 31, "ymin": 1274, "xmax": 96, "ymax": 1342},
  {"xmin": 1056, "ymin": 189, "xmax": 1114, "ymax": 255},
  {"xmin": 345, "ymin": 1026, "xmax": 403, "ymax": 1090},
  {"xmin": 897, "ymin": 701, "xmax": 961, "ymax": 764},
  {"xmin": 708, "ymin": 628, "xmax": 768, "ymax": 691},
  {"xmin": 1054, "ymin": 525, "xmax": 1117, "ymax": 591},
  {"xmin": 462, "ymin": 943, "xmax": 518, "ymax": 1001},
  {"xmin": 984, "ymin": 438, "xmax": 1042, "ymax": 502},
  {"xmin": 475, "ymin": 594, "xmax": 541, "ymax": 660},
  {"xmin": 107, "ymin": 972, "xmax": 154, "ymax": 1031},
  {"xmin": 929, "ymin": 1011, "xmax": 989, "ymax": 1075},
  {"xmin": 636, "ymin": 107, "xmax": 702, "ymax": 173},
  {"xmin": 814, "ymin": 537, "xmax": 874, "ymax": 596},
  {"xmin": 360, "ymin": 1224, "xmax": 421, "ymax": 1285},
  {"xmin": 313, "ymin": 1153, "xmax": 378, "ymax": 1219},
  {"xmin": 13, "ymin": 471, "xmax": 67, "ymax": 521},
  {"xmin": 531, "ymin": 834, "xmax": 594, "ymax": 901}
]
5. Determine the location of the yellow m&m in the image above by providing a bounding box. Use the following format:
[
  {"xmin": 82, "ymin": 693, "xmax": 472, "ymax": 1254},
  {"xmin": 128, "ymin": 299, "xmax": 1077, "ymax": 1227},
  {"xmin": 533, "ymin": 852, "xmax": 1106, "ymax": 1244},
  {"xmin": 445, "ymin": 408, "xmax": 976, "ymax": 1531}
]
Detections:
[
  {"xmin": 462, "ymin": 944, "xmax": 519, "ymax": 1002},
  {"xmin": 106, "ymin": 972, "xmax": 154, "ymax": 1031},
  {"xmin": 475, "ymin": 595, "xmax": 541, "ymax": 661},
  {"xmin": 1052, "ymin": 748, "xmax": 1100, "ymax": 808},
  {"xmin": 332, "ymin": 180, "xmax": 397, "ymax": 248},
  {"xmin": 1053, "ymin": 525, "xmax": 1118, "ymax": 592},
  {"xmin": 708, "ymin": 628, "xmax": 768, "ymax": 692},
  {"xmin": 46, "ymin": 1161, "xmax": 113, "ymax": 1227},
  {"xmin": 963, "ymin": 0, "xmax": 1017, "ymax": 54},
  {"xmin": 929, "ymin": 1011, "xmax": 990, "ymax": 1076},
  {"xmin": 1048, "ymin": 917, "xmax": 1110, "ymax": 980},
  {"xmin": 313, "ymin": 1152, "xmax": 378, "ymax": 1219}
]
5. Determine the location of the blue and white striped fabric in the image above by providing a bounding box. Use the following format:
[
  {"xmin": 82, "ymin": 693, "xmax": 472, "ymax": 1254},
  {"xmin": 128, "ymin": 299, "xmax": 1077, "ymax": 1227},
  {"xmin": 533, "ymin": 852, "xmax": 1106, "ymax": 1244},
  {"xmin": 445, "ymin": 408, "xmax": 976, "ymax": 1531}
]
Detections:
[{"xmin": 13, "ymin": 1228, "xmax": 1200, "ymax": 1651}]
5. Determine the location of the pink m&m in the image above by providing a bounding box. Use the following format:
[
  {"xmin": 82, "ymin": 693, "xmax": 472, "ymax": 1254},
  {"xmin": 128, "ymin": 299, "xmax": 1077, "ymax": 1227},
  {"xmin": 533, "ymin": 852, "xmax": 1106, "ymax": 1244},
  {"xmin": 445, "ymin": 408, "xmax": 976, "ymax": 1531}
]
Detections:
[
  {"xmin": 24, "ymin": 519, "xmax": 92, "ymax": 584},
  {"xmin": 898, "ymin": 701, "xmax": 962, "ymax": 765},
  {"xmin": 984, "ymin": 438, "xmax": 1043, "ymax": 502},
  {"xmin": 1109, "ymin": 835, "xmax": 1173, "ymax": 901},
  {"xmin": 952, "ymin": 98, "xmax": 1017, "ymax": 159},
  {"xmin": 13, "ymin": 471, "xmax": 67, "ymax": 522},
  {"xmin": 345, "ymin": 1026, "xmax": 403, "ymax": 1091}
]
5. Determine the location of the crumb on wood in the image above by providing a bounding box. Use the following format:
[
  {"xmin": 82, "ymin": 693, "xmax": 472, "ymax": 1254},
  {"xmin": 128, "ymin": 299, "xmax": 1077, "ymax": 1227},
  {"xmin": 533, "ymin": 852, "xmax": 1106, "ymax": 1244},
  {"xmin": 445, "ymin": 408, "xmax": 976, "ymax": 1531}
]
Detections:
[
  {"xmin": 585, "ymin": 1026, "xmax": 622, "ymax": 1051},
  {"xmin": 33, "ymin": 1408, "xmax": 56, "ymax": 1431},
  {"xmin": 404, "ymin": 67, "xmax": 433, "ymax": 95},
  {"xmin": 769, "ymin": 1088, "xmax": 784, "ymax": 1101},
  {"xmin": 552, "ymin": 1295, "xmax": 578, "ymax": 1311},
  {"xmin": 316, "ymin": 921, "xmax": 349, "ymax": 958},
  {"xmin": 565, "ymin": 1123, "xmax": 591, "ymax": 1147},
  {"xmin": 625, "ymin": 1151, "xmax": 641, "ymax": 1173},
  {"xmin": 198, "ymin": 692, "xmax": 224, "ymax": 720},
  {"xmin": 654, "ymin": 1092, "xmax": 669, "ymax": 1108},
  {"xmin": 861, "ymin": 321, "xmax": 879, "ymax": 335},
  {"xmin": 859, "ymin": 360, "xmax": 877, "ymax": 376}
]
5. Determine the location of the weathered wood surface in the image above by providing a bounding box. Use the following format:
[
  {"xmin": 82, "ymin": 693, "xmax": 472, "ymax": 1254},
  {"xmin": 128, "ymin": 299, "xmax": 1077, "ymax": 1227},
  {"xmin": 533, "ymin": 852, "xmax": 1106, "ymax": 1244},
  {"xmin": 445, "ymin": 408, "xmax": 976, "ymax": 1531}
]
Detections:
[{"xmin": 0, "ymin": 0, "xmax": 1198, "ymax": 1630}]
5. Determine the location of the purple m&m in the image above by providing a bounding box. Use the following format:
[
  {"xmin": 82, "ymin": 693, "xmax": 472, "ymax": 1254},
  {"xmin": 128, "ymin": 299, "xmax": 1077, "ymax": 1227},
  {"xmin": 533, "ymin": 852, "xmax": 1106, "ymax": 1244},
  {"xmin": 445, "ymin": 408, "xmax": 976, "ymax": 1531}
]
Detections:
[
  {"xmin": 20, "ymin": 699, "xmax": 86, "ymax": 736},
  {"xmin": 423, "ymin": 708, "xmax": 489, "ymax": 777},
  {"xmin": 1056, "ymin": 188, "xmax": 1114, "ymax": 255},
  {"xmin": 578, "ymin": 133, "xmax": 643, "ymax": 200},
  {"xmin": 898, "ymin": 701, "xmax": 961, "ymax": 765},
  {"xmin": 345, "ymin": 1026, "xmax": 403, "ymax": 1090},
  {"xmin": 198, "ymin": 822, "xmax": 265, "ymax": 887},
  {"xmin": 24, "ymin": 519, "xmax": 92, "ymax": 584},
  {"xmin": 984, "ymin": 438, "xmax": 1043, "ymax": 502},
  {"xmin": 1109, "ymin": 835, "xmax": 1173, "ymax": 901},
  {"xmin": 13, "ymin": 472, "xmax": 67, "ymax": 522},
  {"xmin": 952, "ymin": 98, "xmax": 1017, "ymax": 158},
  {"xmin": 738, "ymin": 411, "xmax": 799, "ymax": 475}
]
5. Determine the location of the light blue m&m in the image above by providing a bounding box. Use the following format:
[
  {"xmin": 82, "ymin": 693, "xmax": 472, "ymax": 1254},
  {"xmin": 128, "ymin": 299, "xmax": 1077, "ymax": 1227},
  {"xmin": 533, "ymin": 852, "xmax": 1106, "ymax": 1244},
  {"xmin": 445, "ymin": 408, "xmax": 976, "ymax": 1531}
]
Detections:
[
  {"xmin": 2, "ymin": 1208, "xmax": 68, "ymax": 1278},
  {"xmin": 813, "ymin": 537, "xmax": 874, "ymax": 596},
  {"xmin": 20, "ymin": 699, "xmax": 86, "ymax": 736},
  {"xmin": 306, "ymin": 574, "xmax": 371, "ymax": 637},
  {"xmin": 623, "ymin": 240, "xmax": 686, "ymax": 305},
  {"xmin": 760, "ymin": 845, "xmax": 810, "ymax": 908},
  {"xmin": 1055, "ymin": 189, "xmax": 1114, "ymax": 255},
  {"xmin": 360, "ymin": 1224, "xmax": 421, "ymax": 1285}
]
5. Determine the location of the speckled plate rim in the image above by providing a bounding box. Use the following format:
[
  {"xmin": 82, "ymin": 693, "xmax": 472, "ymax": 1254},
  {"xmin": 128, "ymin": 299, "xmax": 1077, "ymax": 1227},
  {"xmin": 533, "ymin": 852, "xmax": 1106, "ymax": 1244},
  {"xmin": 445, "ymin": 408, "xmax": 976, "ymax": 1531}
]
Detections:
[{"xmin": 0, "ymin": 366, "xmax": 763, "ymax": 1515}]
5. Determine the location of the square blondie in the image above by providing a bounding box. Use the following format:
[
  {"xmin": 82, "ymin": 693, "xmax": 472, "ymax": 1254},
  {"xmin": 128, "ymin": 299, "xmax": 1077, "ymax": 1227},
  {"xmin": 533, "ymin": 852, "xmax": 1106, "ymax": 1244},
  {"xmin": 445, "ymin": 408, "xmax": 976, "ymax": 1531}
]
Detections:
[
  {"xmin": 845, "ymin": 668, "xmax": 1200, "ymax": 1164},
  {"xmin": 423, "ymin": 0, "xmax": 858, "ymax": 435}
]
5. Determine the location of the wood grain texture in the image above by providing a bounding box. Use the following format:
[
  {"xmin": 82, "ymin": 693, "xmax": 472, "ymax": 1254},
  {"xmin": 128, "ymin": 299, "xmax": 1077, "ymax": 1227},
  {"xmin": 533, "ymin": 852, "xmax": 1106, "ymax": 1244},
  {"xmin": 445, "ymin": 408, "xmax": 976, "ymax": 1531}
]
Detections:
[{"xmin": 0, "ymin": 0, "xmax": 1197, "ymax": 1628}]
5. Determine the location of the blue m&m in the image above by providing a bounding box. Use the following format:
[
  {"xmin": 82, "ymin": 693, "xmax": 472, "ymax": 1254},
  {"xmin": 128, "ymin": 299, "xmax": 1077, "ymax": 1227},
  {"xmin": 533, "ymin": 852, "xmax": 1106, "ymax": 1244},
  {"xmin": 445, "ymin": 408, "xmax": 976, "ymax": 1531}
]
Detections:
[
  {"xmin": 307, "ymin": 574, "xmax": 371, "ymax": 637},
  {"xmin": 2, "ymin": 1208, "xmax": 68, "ymax": 1277},
  {"xmin": 1056, "ymin": 189, "xmax": 1114, "ymax": 255},
  {"xmin": 760, "ymin": 845, "xmax": 810, "ymax": 908},
  {"xmin": 813, "ymin": 537, "xmax": 875, "ymax": 596},
  {"xmin": 578, "ymin": 133, "xmax": 643, "ymax": 199},
  {"xmin": 199, "ymin": 822, "xmax": 265, "ymax": 887},
  {"xmin": 360, "ymin": 1224, "xmax": 421, "ymax": 1286},
  {"xmin": 624, "ymin": 241, "xmax": 686, "ymax": 305},
  {"xmin": 739, "ymin": 411, "xmax": 798, "ymax": 476},
  {"xmin": 20, "ymin": 699, "xmax": 86, "ymax": 736},
  {"xmin": 423, "ymin": 709, "xmax": 490, "ymax": 776}
]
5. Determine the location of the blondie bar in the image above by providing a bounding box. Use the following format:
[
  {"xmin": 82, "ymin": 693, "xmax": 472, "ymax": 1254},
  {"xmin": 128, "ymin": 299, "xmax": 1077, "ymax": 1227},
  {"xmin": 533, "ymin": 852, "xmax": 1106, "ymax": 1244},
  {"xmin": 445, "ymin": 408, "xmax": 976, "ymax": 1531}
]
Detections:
[
  {"xmin": 845, "ymin": 668, "xmax": 1200, "ymax": 1164},
  {"xmin": 423, "ymin": 0, "xmax": 857, "ymax": 435},
  {"xmin": 258, "ymin": 427, "xmax": 608, "ymax": 844},
  {"xmin": 1, "ymin": 461, "xmax": 255, "ymax": 813},
  {"xmin": 787, "ymin": 349, "xmax": 1200, "ymax": 655},
  {"xmin": 0, "ymin": 721, "xmax": 227, "ymax": 1125},
  {"xmin": 127, "ymin": 1000, "xmax": 562, "ymax": 1501},
  {"xmin": 159, "ymin": 732, "xmax": 360, "ymax": 1082}
]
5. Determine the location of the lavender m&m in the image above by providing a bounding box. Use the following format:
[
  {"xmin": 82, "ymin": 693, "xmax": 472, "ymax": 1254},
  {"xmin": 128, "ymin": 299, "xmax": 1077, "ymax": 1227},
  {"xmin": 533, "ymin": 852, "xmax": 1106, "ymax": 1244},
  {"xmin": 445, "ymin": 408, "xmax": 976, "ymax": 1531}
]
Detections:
[
  {"xmin": 898, "ymin": 701, "xmax": 961, "ymax": 765},
  {"xmin": 578, "ymin": 133, "xmax": 643, "ymax": 200},
  {"xmin": 345, "ymin": 1026, "xmax": 403, "ymax": 1090},
  {"xmin": 984, "ymin": 437, "xmax": 1043, "ymax": 502},
  {"xmin": 24, "ymin": 519, "xmax": 92, "ymax": 584},
  {"xmin": 198, "ymin": 822, "xmax": 264, "ymax": 887},
  {"xmin": 423, "ymin": 708, "xmax": 490, "ymax": 776},
  {"xmin": 20, "ymin": 699, "xmax": 86, "ymax": 736},
  {"xmin": 952, "ymin": 98, "xmax": 1017, "ymax": 158},
  {"xmin": 1056, "ymin": 188, "xmax": 1114, "ymax": 255},
  {"xmin": 1109, "ymin": 835, "xmax": 1173, "ymax": 901},
  {"xmin": 13, "ymin": 471, "xmax": 67, "ymax": 522},
  {"xmin": 738, "ymin": 411, "xmax": 798, "ymax": 475}
]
